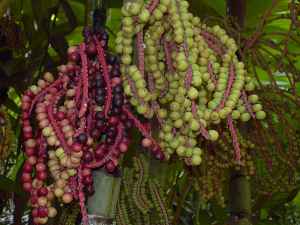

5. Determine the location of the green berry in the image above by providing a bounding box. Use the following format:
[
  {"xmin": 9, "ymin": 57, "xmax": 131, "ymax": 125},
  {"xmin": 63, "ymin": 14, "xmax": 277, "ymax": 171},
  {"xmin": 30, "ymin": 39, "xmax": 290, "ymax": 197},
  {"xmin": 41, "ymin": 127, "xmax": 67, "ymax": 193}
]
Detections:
[
  {"xmin": 209, "ymin": 130, "xmax": 219, "ymax": 141},
  {"xmin": 190, "ymin": 119, "xmax": 200, "ymax": 131},
  {"xmin": 174, "ymin": 119, "xmax": 183, "ymax": 128},
  {"xmin": 252, "ymin": 104, "xmax": 262, "ymax": 112},
  {"xmin": 188, "ymin": 87, "xmax": 199, "ymax": 100},
  {"xmin": 193, "ymin": 147, "xmax": 202, "ymax": 156},
  {"xmin": 231, "ymin": 110, "xmax": 241, "ymax": 120},
  {"xmin": 176, "ymin": 146, "xmax": 186, "ymax": 157},
  {"xmin": 129, "ymin": 2, "xmax": 143, "ymax": 15},
  {"xmin": 158, "ymin": 109, "xmax": 167, "ymax": 118},
  {"xmin": 241, "ymin": 113, "xmax": 251, "ymax": 122},
  {"xmin": 137, "ymin": 105, "xmax": 147, "ymax": 114},
  {"xmin": 55, "ymin": 147, "xmax": 65, "ymax": 158},
  {"xmin": 177, "ymin": 60, "xmax": 189, "ymax": 72},
  {"xmin": 256, "ymin": 111, "xmax": 266, "ymax": 120},
  {"xmin": 184, "ymin": 112, "xmax": 193, "ymax": 122},
  {"xmin": 191, "ymin": 155, "xmax": 202, "ymax": 165},
  {"xmin": 249, "ymin": 95, "xmax": 259, "ymax": 103},
  {"xmin": 139, "ymin": 9, "xmax": 150, "ymax": 23},
  {"xmin": 185, "ymin": 148, "xmax": 193, "ymax": 157}
]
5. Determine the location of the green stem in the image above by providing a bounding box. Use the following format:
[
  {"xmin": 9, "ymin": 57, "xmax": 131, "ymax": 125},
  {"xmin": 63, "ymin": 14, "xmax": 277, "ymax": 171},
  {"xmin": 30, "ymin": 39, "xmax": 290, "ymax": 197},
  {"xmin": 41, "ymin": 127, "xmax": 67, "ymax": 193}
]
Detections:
[{"xmin": 229, "ymin": 170, "xmax": 252, "ymax": 225}]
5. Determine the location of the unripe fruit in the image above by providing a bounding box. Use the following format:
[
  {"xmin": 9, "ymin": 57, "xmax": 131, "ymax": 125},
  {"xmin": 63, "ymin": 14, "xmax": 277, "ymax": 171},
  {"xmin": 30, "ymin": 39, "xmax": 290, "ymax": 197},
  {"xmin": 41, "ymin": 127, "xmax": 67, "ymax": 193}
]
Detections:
[
  {"xmin": 48, "ymin": 207, "xmax": 57, "ymax": 218},
  {"xmin": 209, "ymin": 130, "xmax": 219, "ymax": 141},
  {"xmin": 191, "ymin": 155, "xmax": 202, "ymax": 165},
  {"xmin": 54, "ymin": 188, "xmax": 64, "ymax": 198},
  {"xmin": 139, "ymin": 9, "xmax": 150, "ymax": 23},
  {"xmin": 176, "ymin": 146, "xmax": 186, "ymax": 157},
  {"xmin": 188, "ymin": 87, "xmax": 199, "ymax": 100},
  {"xmin": 256, "ymin": 111, "xmax": 266, "ymax": 120}
]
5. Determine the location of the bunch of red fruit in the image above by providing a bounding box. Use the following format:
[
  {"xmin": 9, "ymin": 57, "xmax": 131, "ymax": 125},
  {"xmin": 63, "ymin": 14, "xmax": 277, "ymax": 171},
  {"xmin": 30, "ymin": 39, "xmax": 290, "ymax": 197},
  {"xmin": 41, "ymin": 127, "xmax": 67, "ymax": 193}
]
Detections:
[{"xmin": 21, "ymin": 28, "xmax": 164, "ymax": 225}]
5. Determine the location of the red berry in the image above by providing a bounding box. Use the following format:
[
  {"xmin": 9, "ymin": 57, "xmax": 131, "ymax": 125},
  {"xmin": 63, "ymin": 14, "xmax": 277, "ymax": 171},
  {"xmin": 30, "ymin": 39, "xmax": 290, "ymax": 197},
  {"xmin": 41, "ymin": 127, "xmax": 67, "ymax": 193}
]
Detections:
[
  {"xmin": 37, "ymin": 171, "xmax": 47, "ymax": 181},
  {"xmin": 23, "ymin": 182, "xmax": 32, "ymax": 192},
  {"xmin": 25, "ymin": 148, "xmax": 35, "ymax": 156},
  {"xmin": 119, "ymin": 142, "xmax": 128, "ymax": 153},
  {"xmin": 105, "ymin": 161, "xmax": 116, "ymax": 173},
  {"xmin": 56, "ymin": 111, "xmax": 65, "ymax": 120},
  {"xmin": 32, "ymin": 208, "xmax": 39, "ymax": 217},
  {"xmin": 22, "ymin": 173, "xmax": 32, "ymax": 182},
  {"xmin": 38, "ymin": 187, "xmax": 48, "ymax": 196},
  {"xmin": 36, "ymin": 163, "xmax": 46, "ymax": 172},
  {"xmin": 23, "ymin": 162, "xmax": 33, "ymax": 172},
  {"xmin": 38, "ymin": 207, "xmax": 48, "ymax": 217}
]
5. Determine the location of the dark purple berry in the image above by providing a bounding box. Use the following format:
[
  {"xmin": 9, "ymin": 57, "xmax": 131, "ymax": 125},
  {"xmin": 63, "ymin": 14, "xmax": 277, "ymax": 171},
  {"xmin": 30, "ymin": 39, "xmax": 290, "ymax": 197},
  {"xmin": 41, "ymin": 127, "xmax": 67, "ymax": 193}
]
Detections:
[{"xmin": 77, "ymin": 133, "xmax": 88, "ymax": 144}]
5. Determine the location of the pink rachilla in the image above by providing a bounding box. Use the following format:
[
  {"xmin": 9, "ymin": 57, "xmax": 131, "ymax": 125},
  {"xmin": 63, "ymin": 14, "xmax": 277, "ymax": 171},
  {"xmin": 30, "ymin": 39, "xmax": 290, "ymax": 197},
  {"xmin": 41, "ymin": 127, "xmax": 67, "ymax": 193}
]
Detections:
[
  {"xmin": 78, "ymin": 166, "xmax": 89, "ymax": 225},
  {"xmin": 69, "ymin": 176, "xmax": 78, "ymax": 200},
  {"xmin": 217, "ymin": 63, "xmax": 235, "ymax": 111},
  {"xmin": 29, "ymin": 78, "xmax": 64, "ymax": 114},
  {"xmin": 147, "ymin": 0, "xmax": 160, "ymax": 13},
  {"xmin": 191, "ymin": 101, "xmax": 210, "ymax": 140},
  {"xmin": 241, "ymin": 90, "xmax": 256, "ymax": 118},
  {"xmin": 86, "ymin": 123, "xmax": 124, "ymax": 169},
  {"xmin": 78, "ymin": 43, "xmax": 89, "ymax": 118},
  {"xmin": 208, "ymin": 62, "xmax": 217, "ymax": 86},
  {"xmin": 94, "ymin": 36, "xmax": 112, "ymax": 118},
  {"xmin": 147, "ymin": 73, "xmax": 163, "ymax": 126},
  {"xmin": 38, "ymin": 134, "xmax": 47, "ymax": 157},
  {"xmin": 203, "ymin": 38, "xmax": 224, "ymax": 57},
  {"xmin": 122, "ymin": 106, "xmax": 150, "ymax": 138},
  {"xmin": 227, "ymin": 115, "xmax": 241, "ymax": 163},
  {"xmin": 75, "ymin": 76, "xmax": 82, "ymax": 107},
  {"xmin": 74, "ymin": 117, "xmax": 87, "ymax": 137},
  {"xmin": 136, "ymin": 31, "xmax": 145, "ymax": 77},
  {"xmin": 86, "ymin": 109, "xmax": 94, "ymax": 133},
  {"xmin": 183, "ymin": 43, "xmax": 193, "ymax": 89},
  {"xmin": 47, "ymin": 91, "xmax": 72, "ymax": 154},
  {"xmin": 163, "ymin": 40, "xmax": 175, "ymax": 72},
  {"xmin": 200, "ymin": 31, "xmax": 226, "ymax": 56},
  {"xmin": 122, "ymin": 106, "xmax": 162, "ymax": 152}
]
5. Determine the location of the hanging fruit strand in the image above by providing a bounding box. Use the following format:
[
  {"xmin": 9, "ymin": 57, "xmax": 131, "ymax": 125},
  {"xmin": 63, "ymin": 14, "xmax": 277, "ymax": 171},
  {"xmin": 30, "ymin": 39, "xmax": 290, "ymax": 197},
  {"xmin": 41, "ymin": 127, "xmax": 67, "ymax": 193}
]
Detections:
[
  {"xmin": 94, "ymin": 36, "xmax": 112, "ymax": 118},
  {"xmin": 137, "ymin": 31, "xmax": 145, "ymax": 76},
  {"xmin": 78, "ymin": 43, "xmax": 89, "ymax": 118},
  {"xmin": 227, "ymin": 116, "xmax": 241, "ymax": 162},
  {"xmin": 78, "ymin": 166, "xmax": 89, "ymax": 225}
]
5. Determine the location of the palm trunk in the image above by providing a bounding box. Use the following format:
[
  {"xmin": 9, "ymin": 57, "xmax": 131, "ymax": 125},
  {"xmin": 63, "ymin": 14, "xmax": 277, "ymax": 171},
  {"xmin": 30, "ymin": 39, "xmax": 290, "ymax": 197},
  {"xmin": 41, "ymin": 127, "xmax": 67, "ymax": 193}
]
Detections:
[
  {"xmin": 87, "ymin": 170, "xmax": 121, "ymax": 225},
  {"xmin": 226, "ymin": 1, "xmax": 252, "ymax": 225}
]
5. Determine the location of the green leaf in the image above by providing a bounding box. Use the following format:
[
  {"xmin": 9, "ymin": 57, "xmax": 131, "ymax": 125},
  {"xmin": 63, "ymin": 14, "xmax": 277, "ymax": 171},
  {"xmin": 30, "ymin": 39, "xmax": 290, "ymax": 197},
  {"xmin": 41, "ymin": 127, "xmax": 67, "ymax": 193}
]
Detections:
[
  {"xmin": 50, "ymin": 35, "xmax": 69, "ymax": 60},
  {"xmin": 189, "ymin": 0, "xmax": 225, "ymax": 18},
  {"xmin": 211, "ymin": 204, "xmax": 228, "ymax": 223},
  {"xmin": 202, "ymin": 0, "xmax": 226, "ymax": 16},
  {"xmin": 69, "ymin": 0, "xmax": 85, "ymax": 25},
  {"xmin": 107, "ymin": 0, "xmax": 123, "ymax": 8},
  {"xmin": 0, "ymin": 175, "xmax": 23, "ymax": 194},
  {"xmin": 7, "ymin": 152, "xmax": 25, "ymax": 181},
  {"xmin": 246, "ymin": 0, "xmax": 290, "ymax": 28},
  {"xmin": 66, "ymin": 26, "xmax": 84, "ymax": 46},
  {"xmin": 292, "ymin": 191, "xmax": 300, "ymax": 205},
  {"xmin": 197, "ymin": 210, "xmax": 213, "ymax": 225},
  {"xmin": 246, "ymin": 0, "xmax": 273, "ymax": 26},
  {"xmin": 260, "ymin": 208, "xmax": 269, "ymax": 220}
]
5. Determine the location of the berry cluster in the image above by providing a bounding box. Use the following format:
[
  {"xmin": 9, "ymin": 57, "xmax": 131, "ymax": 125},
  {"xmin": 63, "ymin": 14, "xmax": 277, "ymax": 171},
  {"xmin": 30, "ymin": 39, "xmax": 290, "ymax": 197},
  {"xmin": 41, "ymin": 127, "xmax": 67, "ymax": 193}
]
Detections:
[
  {"xmin": 20, "ymin": 28, "xmax": 163, "ymax": 225},
  {"xmin": 117, "ymin": 0, "xmax": 266, "ymax": 165}
]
